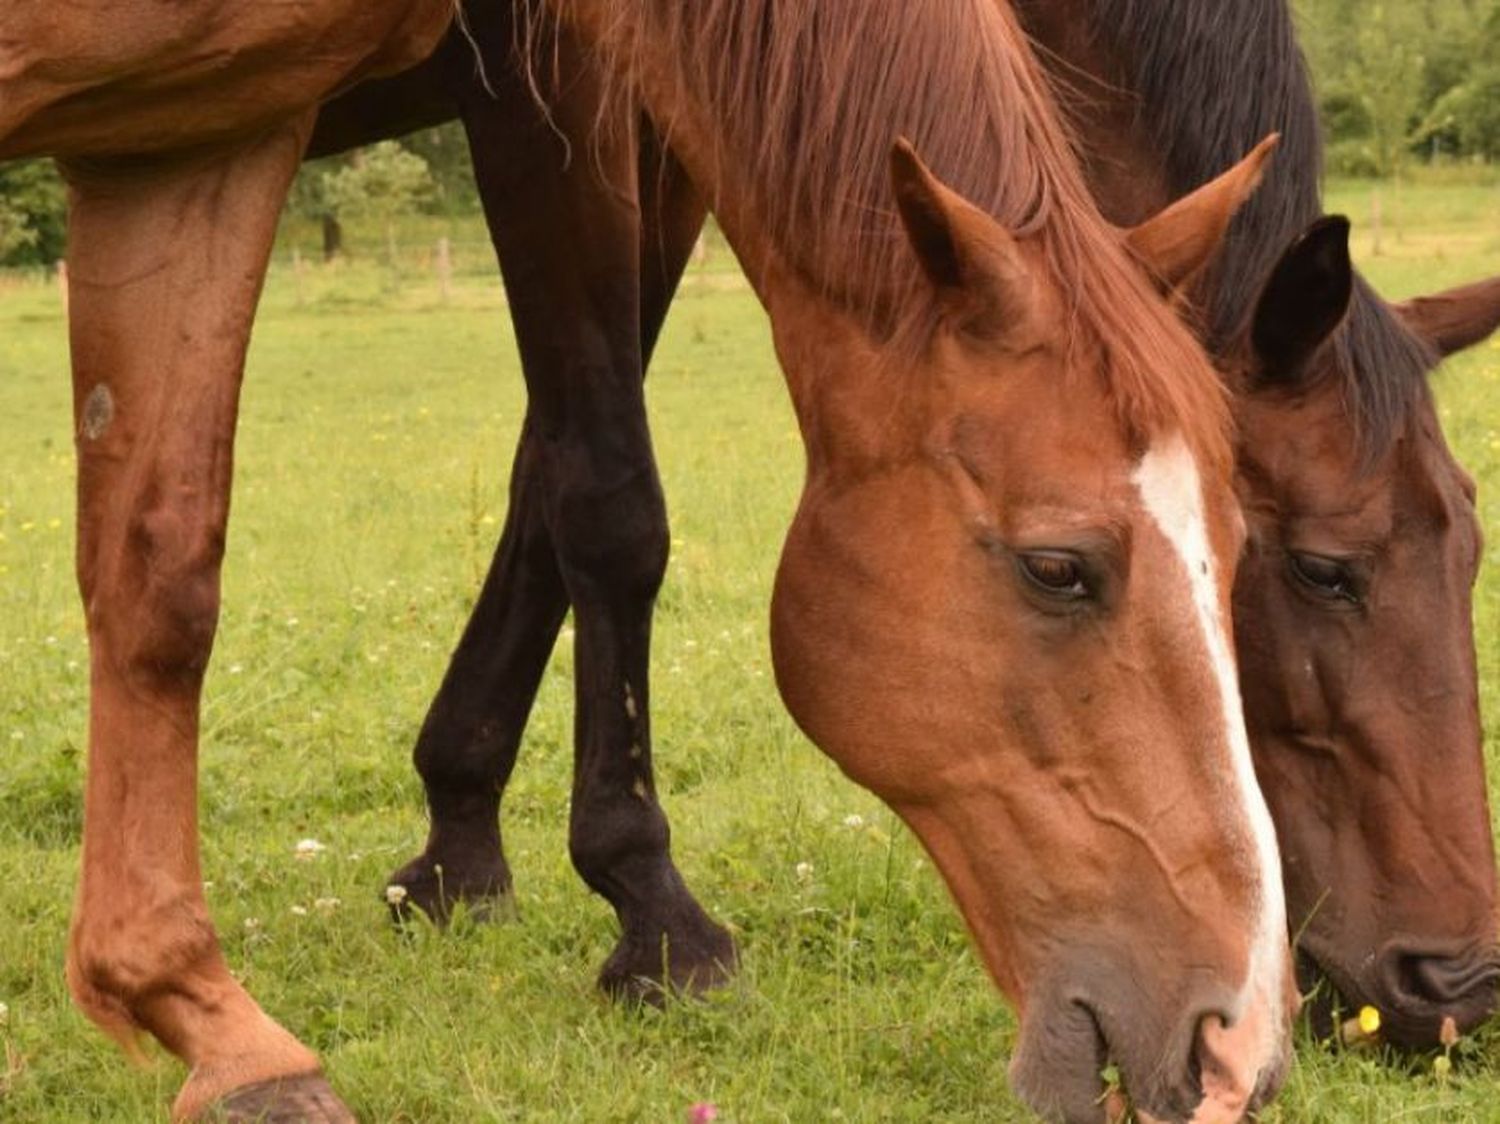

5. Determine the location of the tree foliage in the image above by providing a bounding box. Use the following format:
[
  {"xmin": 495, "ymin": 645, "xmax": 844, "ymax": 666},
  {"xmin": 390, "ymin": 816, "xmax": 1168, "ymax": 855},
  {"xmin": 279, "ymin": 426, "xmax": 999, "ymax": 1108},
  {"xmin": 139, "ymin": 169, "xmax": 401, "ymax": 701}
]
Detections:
[
  {"xmin": 0, "ymin": 160, "xmax": 66, "ymax": 267},
  {"xmin": 1297, "ymin": 0, "xmax": 1500, "ymax": 173},
  {"xmin": 321, "ymin": 141, "xmax": 436, "ymax": 227}
]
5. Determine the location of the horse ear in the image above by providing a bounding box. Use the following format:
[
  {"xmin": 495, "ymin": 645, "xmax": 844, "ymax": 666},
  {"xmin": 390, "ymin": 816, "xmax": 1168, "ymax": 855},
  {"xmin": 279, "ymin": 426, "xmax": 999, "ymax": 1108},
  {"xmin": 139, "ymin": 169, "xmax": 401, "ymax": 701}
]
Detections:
[
  {"xmin": 1392, "ymin": 275, "xmax": 1500, "ymax": 359},
  {"xmin": 1250, "ymin": 216, "xmax": 1352, "ymax": 386},
  {"xmin": 889, "ymin": 138, "xmax": 1035, "ymax": 342},
  {"xmin": 1126, "ymin": 134, "xmax": 1279, "ymax": 291}
]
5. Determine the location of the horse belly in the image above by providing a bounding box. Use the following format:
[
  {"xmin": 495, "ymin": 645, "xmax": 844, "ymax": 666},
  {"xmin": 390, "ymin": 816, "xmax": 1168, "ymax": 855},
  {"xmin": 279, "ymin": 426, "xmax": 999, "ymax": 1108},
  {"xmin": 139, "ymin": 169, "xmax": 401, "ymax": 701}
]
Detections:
[{"xmin": 0, "ymin": 0, "xmax": 452, "ymax": 159}]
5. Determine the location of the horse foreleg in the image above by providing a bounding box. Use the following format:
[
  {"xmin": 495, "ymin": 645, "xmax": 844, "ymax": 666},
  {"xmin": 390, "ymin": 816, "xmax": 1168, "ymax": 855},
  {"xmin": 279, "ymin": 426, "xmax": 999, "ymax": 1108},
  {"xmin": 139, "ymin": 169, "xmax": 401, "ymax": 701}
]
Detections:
[
  {"xmin": 385, "ymin": 414, "xmax": 568, "ymax": 918},
  {"xmin": 387, "ymin": 25, "xmax": 731, "ymax": 997},
  {"xmin": 62, "ymin": 121, "xmax": 351, "ymax": 1123}
]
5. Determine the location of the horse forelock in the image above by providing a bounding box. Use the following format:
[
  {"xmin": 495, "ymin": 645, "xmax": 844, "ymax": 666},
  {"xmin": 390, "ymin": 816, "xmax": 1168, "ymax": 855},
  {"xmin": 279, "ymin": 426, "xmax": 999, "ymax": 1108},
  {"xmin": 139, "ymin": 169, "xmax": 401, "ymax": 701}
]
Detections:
[{"xmin": 552, "ymin": 0, "xmax": 1232, "ymax": 470}]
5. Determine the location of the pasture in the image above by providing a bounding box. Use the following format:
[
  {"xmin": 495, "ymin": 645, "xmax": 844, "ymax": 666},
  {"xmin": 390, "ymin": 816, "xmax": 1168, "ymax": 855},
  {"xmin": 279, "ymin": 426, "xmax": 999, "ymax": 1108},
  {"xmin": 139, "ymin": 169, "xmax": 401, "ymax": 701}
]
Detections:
[{"xmin": 1, "ymin": 175, "xmax": 1499, "ymax": 1121}]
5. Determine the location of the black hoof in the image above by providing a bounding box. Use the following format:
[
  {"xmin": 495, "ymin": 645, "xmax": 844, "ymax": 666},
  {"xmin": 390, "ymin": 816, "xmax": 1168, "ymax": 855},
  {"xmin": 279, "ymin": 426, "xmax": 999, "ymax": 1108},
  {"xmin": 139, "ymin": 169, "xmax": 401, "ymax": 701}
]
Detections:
[
  {"xmin": 209, "ymin": 1071, "xmax": 355, "ymax": 1123},
  {"xmin": 383, "ymin": 850, "xmax": 513, "ymax": 926},
  {"xmin": 598, "ymin": 916, "xmax": 739, "ymax": 1005}
]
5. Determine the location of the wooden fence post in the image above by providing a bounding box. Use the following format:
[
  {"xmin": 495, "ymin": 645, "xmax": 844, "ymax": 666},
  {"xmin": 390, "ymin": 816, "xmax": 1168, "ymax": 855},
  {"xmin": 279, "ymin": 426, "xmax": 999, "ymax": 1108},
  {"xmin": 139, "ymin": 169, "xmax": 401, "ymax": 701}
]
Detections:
[
  {"xmin": 437, "ymin": 236, "xmax": 453, "ymax": 303},
  {"xmin": 292, "ymin": 247, "xmax": 306, "ymax": 308}
]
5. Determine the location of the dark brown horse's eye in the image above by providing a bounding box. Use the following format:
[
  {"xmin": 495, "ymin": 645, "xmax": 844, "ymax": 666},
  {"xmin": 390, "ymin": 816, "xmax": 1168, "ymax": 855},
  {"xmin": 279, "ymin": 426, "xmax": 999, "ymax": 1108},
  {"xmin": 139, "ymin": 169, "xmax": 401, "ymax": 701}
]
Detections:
[
  {"xmin": 1018, "ymin": 552, "xmax": 1090, "ymax": 599},
  {"xmin": 1288, "ymin": 551, "xmax": 1360, "ymax": 603}
]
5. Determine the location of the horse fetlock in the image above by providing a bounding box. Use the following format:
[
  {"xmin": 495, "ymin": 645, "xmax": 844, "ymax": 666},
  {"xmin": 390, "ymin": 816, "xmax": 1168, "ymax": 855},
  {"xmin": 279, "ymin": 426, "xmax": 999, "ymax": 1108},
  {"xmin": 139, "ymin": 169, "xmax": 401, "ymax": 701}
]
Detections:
[
  {"xmin": 598, "ymin": 897, "xmax": 738, "ymax": 1002},
  {"xmin": 568, "ymin": 797, "xmax": 671, "ymax": 894},
  {"xmin": 385, "ymin": 840, "xmax": 514, "ymax": 924}
]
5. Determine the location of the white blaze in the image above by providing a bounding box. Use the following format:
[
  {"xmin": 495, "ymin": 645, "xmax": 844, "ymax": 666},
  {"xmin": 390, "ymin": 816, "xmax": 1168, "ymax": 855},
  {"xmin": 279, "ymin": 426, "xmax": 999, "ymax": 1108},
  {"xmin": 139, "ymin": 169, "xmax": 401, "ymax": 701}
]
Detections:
[{"xmin": 1132, "ymin": 434, "xmax": 1286, "ymax": 1037}]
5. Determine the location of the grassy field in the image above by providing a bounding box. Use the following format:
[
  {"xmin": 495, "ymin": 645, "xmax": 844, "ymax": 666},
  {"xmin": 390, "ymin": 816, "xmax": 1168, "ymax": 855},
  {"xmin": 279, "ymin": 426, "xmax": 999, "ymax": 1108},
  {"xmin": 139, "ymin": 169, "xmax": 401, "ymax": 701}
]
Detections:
[{"xmin": 1, "ymin": 177, "xmax": 1499, "ymax": 1122}]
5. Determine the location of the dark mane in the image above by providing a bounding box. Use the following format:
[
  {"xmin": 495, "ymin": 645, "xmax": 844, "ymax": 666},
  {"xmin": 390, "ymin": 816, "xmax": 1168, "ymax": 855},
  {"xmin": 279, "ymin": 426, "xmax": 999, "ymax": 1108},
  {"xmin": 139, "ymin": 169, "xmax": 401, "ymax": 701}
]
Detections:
[
  {"xmin": 571, "ymin": 0, "xmax": 1231, "ymax": 457},
  {"xmin": 1074, "ymin": 0, "xmax": 1433, "ymax": 456}
]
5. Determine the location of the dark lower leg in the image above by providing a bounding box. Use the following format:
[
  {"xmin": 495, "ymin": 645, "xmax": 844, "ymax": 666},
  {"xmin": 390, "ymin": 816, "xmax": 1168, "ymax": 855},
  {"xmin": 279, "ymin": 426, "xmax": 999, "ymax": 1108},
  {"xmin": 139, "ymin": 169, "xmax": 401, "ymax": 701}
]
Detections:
[
  {"xmin": 566, "ymin": 563, "xmax": 736, "ymax": 998},
  {"xmin": 387, "ymin": 419, "xmax": 568, "ymax": 919},
  {"xmin": 394, "ymin": 11, "xmax": 732, "ymax": 989},
  {"xmin": 571, "ymin": 126, "xmax": 727, "ymax": 997}
]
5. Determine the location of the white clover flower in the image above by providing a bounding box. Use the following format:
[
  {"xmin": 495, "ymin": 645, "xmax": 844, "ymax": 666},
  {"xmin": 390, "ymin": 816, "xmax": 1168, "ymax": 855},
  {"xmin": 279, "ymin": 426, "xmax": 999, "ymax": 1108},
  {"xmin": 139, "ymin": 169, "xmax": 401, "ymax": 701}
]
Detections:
[
  {"xmin": 314, "ymin": 897, "xmax": 341, "ymax": 913},
  {"xmin": 385, "ymin": 884, "xmax": 409, "ymax": 907},
  {"xmin": 244, "ymin": 917, "xmax": 262, "ymax": 931},
  {"xmin": 294, "ymin": 838, "xmax": 326, "ymax": 860},
  {"xmin": 795, "ymin": 861, "xmax": 814, "ymax": 883},
  {"xmin": 842, "ymin": 814, "xmax": 865, "ymax": 829},
  {"xmin": 290, "ymin": 905, "xmax": 308, "ymax": 917}
]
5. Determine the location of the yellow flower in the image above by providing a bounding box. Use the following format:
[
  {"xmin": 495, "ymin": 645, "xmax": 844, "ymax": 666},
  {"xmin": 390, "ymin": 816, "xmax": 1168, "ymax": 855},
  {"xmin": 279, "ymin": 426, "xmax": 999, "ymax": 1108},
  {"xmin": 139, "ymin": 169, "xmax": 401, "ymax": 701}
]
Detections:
[{"xmin": 1358, "ymin": 1006, "xmax": 1381, "ymax": 1036}]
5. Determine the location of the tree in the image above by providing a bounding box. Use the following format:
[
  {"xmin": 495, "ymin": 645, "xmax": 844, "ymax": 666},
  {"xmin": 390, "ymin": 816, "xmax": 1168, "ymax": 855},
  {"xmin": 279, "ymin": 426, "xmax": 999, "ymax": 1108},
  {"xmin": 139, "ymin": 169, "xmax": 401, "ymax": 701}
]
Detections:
[
  {"xmin": 0, "ymin": 159, "xmax": 67, "ymax": 267},
  {"xmin": 1417, "ymin": 6, "xmax": 1500, "ymax": 161},
  {"xmin": 397, "ymin": 123, "xmax": 480, "ymax": 213},
  {"xmin": 320, "ymin": 141, "xmax": 436, "ymax": 264},
  {"xmin": 287, "ymin": 157, "xmax": 346, "ymax": 261},
  {"xmin": 1296, "ymin": 0, "xmax": 1500, "ymax": 170},
  {"xmin": 1347, "ymin": 4, "xmax": 1429, "ymax": 175}
]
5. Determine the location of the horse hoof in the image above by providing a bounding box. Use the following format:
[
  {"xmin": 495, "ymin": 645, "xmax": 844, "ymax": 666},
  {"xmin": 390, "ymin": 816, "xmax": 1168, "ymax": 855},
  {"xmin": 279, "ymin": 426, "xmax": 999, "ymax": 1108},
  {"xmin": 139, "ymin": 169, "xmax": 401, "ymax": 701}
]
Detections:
[
  {"xmin": 210, "ymin": 1071, "xmax": 355, "ymax": 1123},
  {"xmin": 599, "ymin": 923, "xmax": 739, "ymax": 1005},
  {"xmin": 383, "ymin": 852, "xmax": 514, "ymax": 926}
]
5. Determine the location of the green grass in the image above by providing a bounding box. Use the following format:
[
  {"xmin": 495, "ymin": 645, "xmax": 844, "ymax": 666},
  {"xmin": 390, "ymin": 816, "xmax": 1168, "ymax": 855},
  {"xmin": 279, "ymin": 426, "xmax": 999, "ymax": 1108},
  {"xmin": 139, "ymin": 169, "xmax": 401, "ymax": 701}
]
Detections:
[{"xmin": 1, "ymin": 178, "xmax": 1500, "ymax": 1121}]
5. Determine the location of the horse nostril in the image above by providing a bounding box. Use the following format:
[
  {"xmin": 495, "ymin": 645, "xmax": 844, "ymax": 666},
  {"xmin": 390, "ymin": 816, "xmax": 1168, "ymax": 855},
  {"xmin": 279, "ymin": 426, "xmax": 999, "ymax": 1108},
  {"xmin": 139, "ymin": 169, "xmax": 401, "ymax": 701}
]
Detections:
[
  {"xmin": 1371, "ymin": 945, "xmax": 1500, "ymax": 1042},
  {"xmin": 1183, "ymin": 1011, "xmax": 1263, "ymax": 1122},
  {"xmin": 1395, "ymin": 949, "xmax": 1500, "ymax": 1006}
]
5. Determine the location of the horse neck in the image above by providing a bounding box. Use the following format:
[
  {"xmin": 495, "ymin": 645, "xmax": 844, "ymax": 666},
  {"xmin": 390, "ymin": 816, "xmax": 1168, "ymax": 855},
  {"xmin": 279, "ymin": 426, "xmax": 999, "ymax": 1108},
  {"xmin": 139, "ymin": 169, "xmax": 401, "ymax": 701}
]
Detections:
[
  {"xmin": 547, "ymin": 2, "xmax": 791, "ymax": 304},
  {"xmin": 1019, "ymin": 0, "xmax": 1334, "ymax": 353},
  {"xmin": 549, "ymin": 0, "xmax": 1135, "ymax": 424}
]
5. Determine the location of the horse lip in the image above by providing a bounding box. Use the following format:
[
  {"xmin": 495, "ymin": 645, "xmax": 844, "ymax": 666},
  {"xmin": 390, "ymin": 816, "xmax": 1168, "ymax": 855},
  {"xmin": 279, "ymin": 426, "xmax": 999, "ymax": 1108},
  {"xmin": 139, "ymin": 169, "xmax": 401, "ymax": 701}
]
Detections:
[{"xmin": 1009, "ymin": 993, "xmax": 1112, "ymax": 1123}]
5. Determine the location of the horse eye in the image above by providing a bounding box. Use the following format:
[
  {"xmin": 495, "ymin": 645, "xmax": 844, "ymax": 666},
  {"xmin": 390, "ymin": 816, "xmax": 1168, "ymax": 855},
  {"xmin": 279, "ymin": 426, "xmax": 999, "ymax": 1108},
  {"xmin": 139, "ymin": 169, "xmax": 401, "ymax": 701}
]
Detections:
[
  {"xmin": 1018, "ymin": 552, "xmax": 1090, "ymax": 599},
  {"xmin": 1288, "ymin": 552, "xmax": 1359, "ymax": 603}
]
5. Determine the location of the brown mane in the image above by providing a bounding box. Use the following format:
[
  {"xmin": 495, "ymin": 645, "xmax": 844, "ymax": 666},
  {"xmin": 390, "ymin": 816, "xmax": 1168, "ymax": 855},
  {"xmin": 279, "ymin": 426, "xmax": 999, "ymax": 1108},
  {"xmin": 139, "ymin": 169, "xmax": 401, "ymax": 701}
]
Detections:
[{"xmin": 569, "ymin": 0, "xmax": 1231, "ymax": 461}]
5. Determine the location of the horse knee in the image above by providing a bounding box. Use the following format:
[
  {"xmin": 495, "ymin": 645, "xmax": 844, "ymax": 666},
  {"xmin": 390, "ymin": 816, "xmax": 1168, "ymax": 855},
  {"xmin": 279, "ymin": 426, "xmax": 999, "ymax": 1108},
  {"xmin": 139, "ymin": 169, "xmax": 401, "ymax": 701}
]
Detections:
[
  {"xmin": 83, "ymin": 489, "xmax": 226, "ymax": 690},
  {"xmin": 551, "ymin": 466, "xmax": 669, "ymax": 605}
]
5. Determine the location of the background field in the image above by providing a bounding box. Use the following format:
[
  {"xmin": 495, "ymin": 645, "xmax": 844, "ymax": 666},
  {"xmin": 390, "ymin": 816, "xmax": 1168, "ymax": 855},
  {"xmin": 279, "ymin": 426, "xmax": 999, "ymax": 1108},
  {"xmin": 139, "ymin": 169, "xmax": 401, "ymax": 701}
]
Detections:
[{"xmin": 1, "ymin": 177, "xmax": 1499, "ymax": 1121}]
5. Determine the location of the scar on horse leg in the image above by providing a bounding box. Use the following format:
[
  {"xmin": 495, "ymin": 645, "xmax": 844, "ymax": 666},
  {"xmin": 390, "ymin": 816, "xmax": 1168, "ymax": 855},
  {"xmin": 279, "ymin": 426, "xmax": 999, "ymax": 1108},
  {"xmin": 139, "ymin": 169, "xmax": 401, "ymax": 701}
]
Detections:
[{"xmin": 62, "ymin": 121, "xmax": 350, "ymax": 1123}]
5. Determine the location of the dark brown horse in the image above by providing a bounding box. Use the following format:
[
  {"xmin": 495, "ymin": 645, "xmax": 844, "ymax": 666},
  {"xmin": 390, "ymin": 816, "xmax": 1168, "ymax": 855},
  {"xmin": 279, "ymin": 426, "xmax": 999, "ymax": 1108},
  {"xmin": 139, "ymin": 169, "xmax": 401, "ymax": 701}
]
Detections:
[
  {"xmin": 4, "ymin": 0, "xmax": 1295, "ymax": 1120},
  {"xmin": 316, "ymin": 0, "xmax": 1500, "ymax": 1055}
]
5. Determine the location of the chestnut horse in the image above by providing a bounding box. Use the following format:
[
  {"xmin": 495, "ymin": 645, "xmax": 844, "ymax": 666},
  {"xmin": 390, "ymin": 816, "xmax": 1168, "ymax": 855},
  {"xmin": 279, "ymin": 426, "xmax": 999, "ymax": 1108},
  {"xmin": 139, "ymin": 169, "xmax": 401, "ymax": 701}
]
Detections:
[
  {"xmin": 3, "ymin": 0, "xmax": 1297, "ymax": 1118},
  {"xmin": 315, "ymin": 0, "xmax": 1500, "ymax": 1054},
  {"xmin": 323, "ymin": 3, "xmax": 1304, "ymax": 1120}
]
